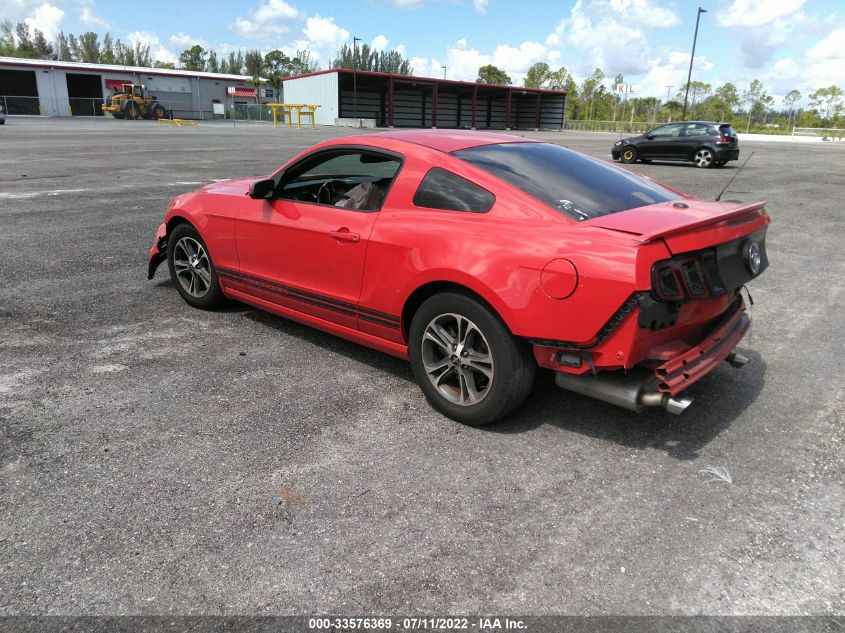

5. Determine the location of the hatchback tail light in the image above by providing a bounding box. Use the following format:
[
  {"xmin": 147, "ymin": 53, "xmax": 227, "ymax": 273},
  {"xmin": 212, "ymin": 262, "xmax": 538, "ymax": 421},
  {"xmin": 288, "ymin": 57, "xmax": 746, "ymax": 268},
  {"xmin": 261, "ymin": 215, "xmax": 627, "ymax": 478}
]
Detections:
[{"xmin": 716, "ymin": 136, "xmax": 732, "ymax": 144}]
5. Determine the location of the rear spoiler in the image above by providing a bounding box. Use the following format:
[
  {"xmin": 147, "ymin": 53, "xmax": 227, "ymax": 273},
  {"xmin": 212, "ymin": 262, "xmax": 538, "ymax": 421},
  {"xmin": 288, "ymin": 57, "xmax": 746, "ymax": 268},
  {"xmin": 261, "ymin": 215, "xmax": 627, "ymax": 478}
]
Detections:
[{"xmin": 636, "ymin": 201, "xmax": 768, "ymax": 244}]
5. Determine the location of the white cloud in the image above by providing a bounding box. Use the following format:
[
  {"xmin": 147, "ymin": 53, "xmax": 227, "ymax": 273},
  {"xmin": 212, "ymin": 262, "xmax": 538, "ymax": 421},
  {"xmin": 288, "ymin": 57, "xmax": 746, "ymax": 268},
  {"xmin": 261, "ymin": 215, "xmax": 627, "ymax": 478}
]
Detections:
[
  {"xmin": 636, "ymin": 51, "xmax": 715, "ymax": 102},
  {"xmin": 279, "ymin": 15, "xmax": 349, "ymax": 64},
  {"xmin": 716, "ymin": 0, "xmax": 806, "ymax": 28},
  {"xmin": 715, "ymin": 0, "xmax": 807, "ymax": 69},
  {"xmin": 408, "ymin": 37, "xmax": 555, "ymax": 83},
  {"xmin": 79, "ymin": 6, "xmax": 109, "ymax": 30},
  {"xmin": 23, "ymin": 2, "xmax": 64, "ymax": 41},
  {"xmin": 473, "ymin": 0, "xmax": 488, "ymax": 14},
  {"xmin": 231, "ymin": 0, "xmax": 302, "ymax": 40},
  {"xmin": 546, "ymin": 0, "xmax": 679, "ymax": 76},
  {"xmin": 127, "ymin": 31, "xmax": 177, "ymax": 65},
  {"xmin": 169, "ymin": 32, "xmax": 209, "ymax": 50},
  {"xmin": 371, "ymin": 34, "xmax": 389, "ymax": 51}
]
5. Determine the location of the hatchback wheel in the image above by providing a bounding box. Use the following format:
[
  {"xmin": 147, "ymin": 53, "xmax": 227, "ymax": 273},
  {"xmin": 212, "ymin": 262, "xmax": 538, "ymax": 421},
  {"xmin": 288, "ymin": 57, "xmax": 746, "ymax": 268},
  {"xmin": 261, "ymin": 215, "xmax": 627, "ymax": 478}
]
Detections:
[
  {"xmin": 621, "ymin": 146, "xmax": 638, "ymax": 163},
  {"xmin": 167, "ymin": 223, "xmax": 225, "ymax": 309},
  {"xmin": 409, "ymin": 292, "xmax": 535, "ymax": 425},
  {"xmin": 694, "ymin": 148, "xmax": 714, "ymax": 168}
]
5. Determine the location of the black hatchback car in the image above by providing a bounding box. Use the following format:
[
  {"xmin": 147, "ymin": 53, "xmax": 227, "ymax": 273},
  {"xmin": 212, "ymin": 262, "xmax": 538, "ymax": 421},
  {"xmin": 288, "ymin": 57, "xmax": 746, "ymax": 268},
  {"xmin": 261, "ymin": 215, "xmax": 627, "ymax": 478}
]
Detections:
[{"xmin": 612, "ymin": 121, "xmax": 739, "ymax": 168}]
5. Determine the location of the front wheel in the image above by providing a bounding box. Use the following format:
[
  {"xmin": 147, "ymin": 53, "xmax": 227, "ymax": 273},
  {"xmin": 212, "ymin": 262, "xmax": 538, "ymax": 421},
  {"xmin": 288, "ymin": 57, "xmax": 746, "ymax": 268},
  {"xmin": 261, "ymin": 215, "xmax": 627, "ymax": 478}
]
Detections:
[
  {"xmin": 408, "ymin": 292, "xmax": 535, "ymax": 426},
  {"xmin": 166, "ymin": 223, "xmax": 225, "ymax": 309},
  {"xmin": 621, "ymin": 146, "xmax": 638, "ymax": 163},
  {"xmin": 152, "ymin": 104, "xmax": 167, "ymax": 119},
  {"xmin": 694, "ymin": 148, "xmax": 715, "ymax": 168}
]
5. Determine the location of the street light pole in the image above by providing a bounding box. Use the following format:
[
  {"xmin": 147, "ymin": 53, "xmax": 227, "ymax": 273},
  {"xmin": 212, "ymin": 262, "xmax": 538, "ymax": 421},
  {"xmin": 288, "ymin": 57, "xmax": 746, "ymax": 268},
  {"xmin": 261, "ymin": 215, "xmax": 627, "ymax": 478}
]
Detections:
[
  {"xmin": 681, "ymin": 6, "xmax": 706, "ymax": 121},
  {"xmin": 441, "ymin": 65, "xmax": 447, "ymax": 80},
  {"xmin": 353, "ymin": 36, "xmax": 361, "ymax": 124},
  {"xmin": 665, "ymin": 84, "xmax": 673, "ymax": 121}
]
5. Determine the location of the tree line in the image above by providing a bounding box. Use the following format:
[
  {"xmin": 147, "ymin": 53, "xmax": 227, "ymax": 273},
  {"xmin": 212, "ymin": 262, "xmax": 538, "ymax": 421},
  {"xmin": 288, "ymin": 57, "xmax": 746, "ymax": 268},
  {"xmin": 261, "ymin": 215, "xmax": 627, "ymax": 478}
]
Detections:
[{"xmin": 493, "ymin": 61, "xmax": 844, "ymax": 131}]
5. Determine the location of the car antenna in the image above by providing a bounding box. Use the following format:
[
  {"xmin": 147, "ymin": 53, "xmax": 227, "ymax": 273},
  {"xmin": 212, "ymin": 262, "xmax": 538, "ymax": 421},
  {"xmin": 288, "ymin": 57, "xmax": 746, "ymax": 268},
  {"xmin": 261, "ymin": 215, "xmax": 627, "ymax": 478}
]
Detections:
[{"xmin": 715, "ymin": 151, "xmax": 755, "ymax": 202}]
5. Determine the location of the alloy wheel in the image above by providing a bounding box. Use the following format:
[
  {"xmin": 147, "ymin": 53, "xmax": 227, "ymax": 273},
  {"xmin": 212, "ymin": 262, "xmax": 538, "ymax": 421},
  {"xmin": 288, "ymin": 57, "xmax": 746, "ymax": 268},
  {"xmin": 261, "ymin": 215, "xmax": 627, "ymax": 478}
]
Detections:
[
  {"xmin": 172, "ymin": 237, "xmax": 212, "ymax": 297},
  {"xmin": 421, "ymin": 313, "xmax": 495, "ymax": 406},
  {"xmin": 694, "ymin": 148, "xmax": 713, "ymax": 168}
]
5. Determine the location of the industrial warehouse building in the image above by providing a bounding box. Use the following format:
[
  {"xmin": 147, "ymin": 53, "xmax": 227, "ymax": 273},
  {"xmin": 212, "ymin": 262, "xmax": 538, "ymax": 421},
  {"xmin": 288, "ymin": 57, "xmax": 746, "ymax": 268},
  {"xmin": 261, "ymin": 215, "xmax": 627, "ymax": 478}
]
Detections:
[
  {"xmin": 0, "ymin": 58, "xmax": 567, "ymax": 130},
  {"xmin": 0, "ymin": 56, "xmax": 266, "ymax": 119},
  {"xmin": 282, "ymin": 68, "xmax": 567, "ymax": 130}
]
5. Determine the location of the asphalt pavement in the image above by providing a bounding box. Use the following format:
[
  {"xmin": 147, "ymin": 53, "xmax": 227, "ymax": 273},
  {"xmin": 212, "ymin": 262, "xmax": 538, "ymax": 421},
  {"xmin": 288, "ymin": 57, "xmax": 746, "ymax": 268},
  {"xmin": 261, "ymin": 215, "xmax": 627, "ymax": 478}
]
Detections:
[{"xmin": 0, "ymin": 117, "xmax": 842, "ymax": 616}]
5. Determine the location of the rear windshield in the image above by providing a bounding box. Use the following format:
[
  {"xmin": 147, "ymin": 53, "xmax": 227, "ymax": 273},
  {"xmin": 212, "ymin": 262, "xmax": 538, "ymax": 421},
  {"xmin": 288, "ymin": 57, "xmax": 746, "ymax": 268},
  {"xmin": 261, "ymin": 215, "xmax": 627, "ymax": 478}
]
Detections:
[
  {"xmin": 719, "ymin": 124, "xmax": 737, "ymax": 136},
  {"xmin": 453, "ymin": 142, "xmax": 682, "ymax": 221}
]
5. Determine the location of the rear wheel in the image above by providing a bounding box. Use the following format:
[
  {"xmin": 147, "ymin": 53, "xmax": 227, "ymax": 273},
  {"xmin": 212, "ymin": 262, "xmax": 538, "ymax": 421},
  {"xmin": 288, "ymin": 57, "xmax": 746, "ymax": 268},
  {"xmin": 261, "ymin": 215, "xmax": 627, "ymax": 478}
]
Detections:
[
  {"xmin": 694, "ymin": 147, "xmax": 715, "ymax": 168},
  {"xmin": 167, "ymin": 224, "xmax": 225, "ymax": 310},
  {"xmin": 621, "ymin": 146, "xmax": 638, "ymax": 163},
  {"xmin": 408, "ymin": 292, "xmax": 535, "ymax": 426}
]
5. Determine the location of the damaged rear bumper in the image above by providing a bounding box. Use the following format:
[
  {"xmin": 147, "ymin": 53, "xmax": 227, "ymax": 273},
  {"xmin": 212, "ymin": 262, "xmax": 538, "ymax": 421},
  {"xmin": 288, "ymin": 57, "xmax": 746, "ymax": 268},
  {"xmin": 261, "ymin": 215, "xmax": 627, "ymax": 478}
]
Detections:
[
  {"xmin": 147, "ymin": 222, "xmax": 167, "ymax": 280},
  {"xmin": 655, "ymin": 301, "xmax": 750, "ymax": 395}
]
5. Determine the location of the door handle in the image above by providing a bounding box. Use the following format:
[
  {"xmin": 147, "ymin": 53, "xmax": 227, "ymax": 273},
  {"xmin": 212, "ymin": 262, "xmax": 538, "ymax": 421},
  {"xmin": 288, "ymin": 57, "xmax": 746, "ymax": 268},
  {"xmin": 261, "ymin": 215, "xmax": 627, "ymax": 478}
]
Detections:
[{"xmin": 329, "ymin": 228, "xmax": 360, "ymax": 243}]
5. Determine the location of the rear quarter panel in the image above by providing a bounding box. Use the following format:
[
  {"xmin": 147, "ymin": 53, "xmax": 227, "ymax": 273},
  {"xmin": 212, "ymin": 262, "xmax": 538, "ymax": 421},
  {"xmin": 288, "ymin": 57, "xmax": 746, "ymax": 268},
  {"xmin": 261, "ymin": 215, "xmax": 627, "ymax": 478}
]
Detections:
[{"xmin": 357, "ymin": 147, "xmax": 671, "ymax": 345}]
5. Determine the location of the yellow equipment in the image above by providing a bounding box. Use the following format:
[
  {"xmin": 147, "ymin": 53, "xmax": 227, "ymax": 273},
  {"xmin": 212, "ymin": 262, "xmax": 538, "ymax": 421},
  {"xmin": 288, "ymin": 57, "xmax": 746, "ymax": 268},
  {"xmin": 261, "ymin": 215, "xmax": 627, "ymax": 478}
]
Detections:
[{"xmin": 102, "ymin": 83, "xmax": 168, "ymax": 120}]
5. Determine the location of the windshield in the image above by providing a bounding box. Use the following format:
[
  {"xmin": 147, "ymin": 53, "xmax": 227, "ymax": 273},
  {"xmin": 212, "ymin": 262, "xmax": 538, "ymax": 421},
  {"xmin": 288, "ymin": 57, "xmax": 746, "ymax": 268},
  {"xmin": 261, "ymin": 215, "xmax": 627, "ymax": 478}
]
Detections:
[{"xmin": 453, "ymin": 142, "xmax": 682, "ymax": 221}]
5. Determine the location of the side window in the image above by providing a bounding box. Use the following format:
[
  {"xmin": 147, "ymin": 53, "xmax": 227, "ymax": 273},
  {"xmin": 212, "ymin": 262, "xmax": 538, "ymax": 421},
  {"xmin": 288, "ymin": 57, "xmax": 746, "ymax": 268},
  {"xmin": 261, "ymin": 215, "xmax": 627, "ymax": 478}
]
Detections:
[
  {"xmin": 412, "ymin": 168, "xmax": 495, "ymax": 213},
  {"xmin": 683, "ymin": 123, "xmax": 709, "ymax": 136},
  {"xmin": 278, "ymin": 150, "xmax": 401, "ymax": 211},
  {"xmin": 651, "ymin": 123, "xmax": 684, "ymax": 137}
]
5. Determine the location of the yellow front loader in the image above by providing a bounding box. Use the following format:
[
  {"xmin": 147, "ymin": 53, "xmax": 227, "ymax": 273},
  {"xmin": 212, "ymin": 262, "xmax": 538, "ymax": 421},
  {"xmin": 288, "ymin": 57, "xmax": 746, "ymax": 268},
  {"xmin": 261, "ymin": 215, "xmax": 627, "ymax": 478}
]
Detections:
[{"xmin": 102, "ymin": 84, "xmax": 168, "ymax": 120}]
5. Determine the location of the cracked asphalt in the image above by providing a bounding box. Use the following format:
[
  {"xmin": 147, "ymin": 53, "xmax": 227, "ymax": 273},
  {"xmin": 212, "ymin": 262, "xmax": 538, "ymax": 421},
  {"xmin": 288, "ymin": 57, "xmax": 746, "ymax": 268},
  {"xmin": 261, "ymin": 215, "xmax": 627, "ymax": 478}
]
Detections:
[{"xmin": 0, "ymin": 117, "xmax": 842, "ymax": 616}]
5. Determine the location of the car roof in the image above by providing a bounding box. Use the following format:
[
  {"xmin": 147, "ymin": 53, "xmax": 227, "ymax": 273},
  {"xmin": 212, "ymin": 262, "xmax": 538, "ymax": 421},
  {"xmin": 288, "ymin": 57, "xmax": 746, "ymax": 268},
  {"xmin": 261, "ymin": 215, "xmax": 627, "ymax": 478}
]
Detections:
[{"xmin": 367, "ymin": 129, "xmax": 540, "ymax": 153}]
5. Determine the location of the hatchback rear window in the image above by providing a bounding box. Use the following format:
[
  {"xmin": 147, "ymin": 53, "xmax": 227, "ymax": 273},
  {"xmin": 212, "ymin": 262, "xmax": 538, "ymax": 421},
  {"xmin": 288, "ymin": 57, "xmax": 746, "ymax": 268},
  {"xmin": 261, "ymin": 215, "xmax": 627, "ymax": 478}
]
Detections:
[
  {"xmin": 453, "ymin": 142, "xmax": 682, "ymax": 221},
  {"xmin": 719, "ymin": 124, "xmax": 737, "ymax": 137}
]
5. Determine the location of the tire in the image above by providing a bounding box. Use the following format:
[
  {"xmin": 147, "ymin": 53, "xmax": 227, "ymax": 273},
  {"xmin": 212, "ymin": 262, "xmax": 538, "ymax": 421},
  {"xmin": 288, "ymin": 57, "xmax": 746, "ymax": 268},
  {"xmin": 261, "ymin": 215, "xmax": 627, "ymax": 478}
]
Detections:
[
  {"xmin": 112, "ymin": 113, "xmax": 125, "ymax": 120},
  {"xmin": 125, "ymin": 103, "xmax": 139, "ymax": 120},
  {"xmin": 694, "ymin": 147, "xmax": 715, "ymax": 168},
  {"xmin": 621, "ymin": 146, "xmax": 638, "ymax": 163},
  {"xmin": 152, "ymin": 104, "xmax": 167, "ymax": 120},
  {"xmin": 166, "ymin": 223, "xmax": 225, "ymax": 310},
  {"xmin": 408, "ymin": 292, "xmax": 535, "ymax": 426}
]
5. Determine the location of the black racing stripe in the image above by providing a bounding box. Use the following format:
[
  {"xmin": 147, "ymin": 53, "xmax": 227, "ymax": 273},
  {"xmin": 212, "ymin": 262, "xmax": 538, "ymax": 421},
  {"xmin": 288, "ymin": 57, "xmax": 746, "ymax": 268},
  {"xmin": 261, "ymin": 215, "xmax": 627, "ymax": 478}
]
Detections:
[
  {"xmin": 358, "ymin": 313, "xmax": 401, "ymax": 329},
  {"xmin": 220, "ymin": 272, "xmax": 357, "ymax": 317},
  {"xmin": 215, "ymin": 267, "xmax": 401, "ymax": 326},
  {"xmin": 357, "ymin": 306, "xmax": 400, "ymax": 323}
]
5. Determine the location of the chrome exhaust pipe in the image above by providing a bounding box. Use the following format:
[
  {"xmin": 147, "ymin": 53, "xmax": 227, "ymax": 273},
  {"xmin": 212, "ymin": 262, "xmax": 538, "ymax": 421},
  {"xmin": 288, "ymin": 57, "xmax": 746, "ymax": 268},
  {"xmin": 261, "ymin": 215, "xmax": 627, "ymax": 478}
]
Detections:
[
  {"xmin": 555, "ymin": 370, "xmax": 693, "ymax": 415},
  {"xmin": 726, "ymin": 351, "xmax": 750, "ymax": 368}
]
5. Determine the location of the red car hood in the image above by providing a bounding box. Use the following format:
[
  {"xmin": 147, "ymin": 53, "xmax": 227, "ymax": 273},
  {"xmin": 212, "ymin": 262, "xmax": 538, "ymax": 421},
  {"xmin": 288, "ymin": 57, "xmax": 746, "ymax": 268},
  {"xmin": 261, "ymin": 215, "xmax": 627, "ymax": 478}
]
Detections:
[
  {"xmin": 582, "ymin": 199, "xmax": 769, "ymax": 254},
  {"xmin": 198, "ymin": 178, "xmax": 260, "ymax": 195}
]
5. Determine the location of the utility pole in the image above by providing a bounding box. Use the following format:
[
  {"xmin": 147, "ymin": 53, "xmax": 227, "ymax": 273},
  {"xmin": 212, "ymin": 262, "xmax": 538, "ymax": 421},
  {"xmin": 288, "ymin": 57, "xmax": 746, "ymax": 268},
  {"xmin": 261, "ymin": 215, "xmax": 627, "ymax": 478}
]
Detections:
[
  {"xmin": 353, "ymin": 36, "xmax": 361, "ymax": 124},
  {"xmin": 682, "ymin": 7, "xmax": 706, "ymax": 121}
]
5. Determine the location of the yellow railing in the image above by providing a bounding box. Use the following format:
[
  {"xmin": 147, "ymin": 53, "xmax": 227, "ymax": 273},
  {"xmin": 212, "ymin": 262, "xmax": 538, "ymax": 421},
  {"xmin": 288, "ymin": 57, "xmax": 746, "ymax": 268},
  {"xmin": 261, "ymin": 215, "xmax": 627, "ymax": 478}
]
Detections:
[{"xmin": 266, "ymin": 103, "xmax": 321, "ymax": 129}]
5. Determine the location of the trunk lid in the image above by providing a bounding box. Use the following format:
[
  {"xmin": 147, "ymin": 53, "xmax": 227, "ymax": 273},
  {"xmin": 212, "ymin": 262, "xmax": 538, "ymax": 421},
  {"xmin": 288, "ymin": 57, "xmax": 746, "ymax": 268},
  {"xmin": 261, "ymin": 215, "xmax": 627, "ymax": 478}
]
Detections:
[{"xmin": 582, "ymin": 199, "xmax": 769, "ymax": 254}]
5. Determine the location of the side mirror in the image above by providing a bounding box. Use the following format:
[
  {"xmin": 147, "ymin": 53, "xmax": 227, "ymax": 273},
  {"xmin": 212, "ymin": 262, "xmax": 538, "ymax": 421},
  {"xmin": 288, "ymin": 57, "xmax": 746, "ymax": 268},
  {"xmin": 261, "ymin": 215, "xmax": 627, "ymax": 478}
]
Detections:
[
  {"xmin": 249, "ymin": 178, "xmax": 275, "ymax": 199},
  {"xmin": 646, "ymin": 134, "xmax": 655, "ymax": 140}
]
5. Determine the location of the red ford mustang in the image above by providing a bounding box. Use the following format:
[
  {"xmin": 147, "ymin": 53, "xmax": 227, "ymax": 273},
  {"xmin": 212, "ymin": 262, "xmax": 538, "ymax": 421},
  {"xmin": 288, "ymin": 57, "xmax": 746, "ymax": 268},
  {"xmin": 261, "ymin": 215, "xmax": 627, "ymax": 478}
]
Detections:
[{"xmin": 148, "ymin": 130, "xmax": 769, "ymax": 425}]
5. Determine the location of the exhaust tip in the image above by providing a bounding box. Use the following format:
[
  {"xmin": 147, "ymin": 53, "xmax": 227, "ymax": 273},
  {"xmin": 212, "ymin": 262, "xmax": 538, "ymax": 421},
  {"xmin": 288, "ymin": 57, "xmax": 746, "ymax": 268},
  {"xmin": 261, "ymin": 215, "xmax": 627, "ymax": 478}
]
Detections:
[
  {"xmin": 726, "ymin": 352, "xmax": 750, "ymax": 368},
  {"xmin": 664, "ymin": 396, "xmax": 694, "ymax": 415}
]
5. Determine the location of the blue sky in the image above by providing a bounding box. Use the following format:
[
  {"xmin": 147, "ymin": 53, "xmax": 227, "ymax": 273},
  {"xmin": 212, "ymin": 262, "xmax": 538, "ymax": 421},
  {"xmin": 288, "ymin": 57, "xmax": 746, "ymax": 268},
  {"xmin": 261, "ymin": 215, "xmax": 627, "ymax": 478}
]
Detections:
[{"xmin": 5, "ymin": 0, "xmax": 844, "ymax": 104}]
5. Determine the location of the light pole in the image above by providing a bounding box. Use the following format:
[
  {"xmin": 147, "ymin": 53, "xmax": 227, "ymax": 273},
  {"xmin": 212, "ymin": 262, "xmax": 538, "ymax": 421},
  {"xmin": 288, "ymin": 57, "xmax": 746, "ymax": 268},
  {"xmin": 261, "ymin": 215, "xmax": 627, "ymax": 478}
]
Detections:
[
  {"xmin": 441, "ymin": 65, "xmax": 447, "ymax": 80},
  {"xmin": 681, "ymin": 7, "xmax": 706, "ymax": 121},
  {"xmin": 353, "ymin": 36, "xmax": 361, "ymax": 123},
  {"xmin": 665, "ymin": 84, "xmax": 673, "ymax": 121}
]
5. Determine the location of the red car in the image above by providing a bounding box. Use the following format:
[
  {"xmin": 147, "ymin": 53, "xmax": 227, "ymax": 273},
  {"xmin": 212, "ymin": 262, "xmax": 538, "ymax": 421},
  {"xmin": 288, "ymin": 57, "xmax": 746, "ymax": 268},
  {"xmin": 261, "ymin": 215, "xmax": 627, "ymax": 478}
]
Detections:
[{"xmin": 148, "ymin": 130, "xmax": 769, "ymax": 425}]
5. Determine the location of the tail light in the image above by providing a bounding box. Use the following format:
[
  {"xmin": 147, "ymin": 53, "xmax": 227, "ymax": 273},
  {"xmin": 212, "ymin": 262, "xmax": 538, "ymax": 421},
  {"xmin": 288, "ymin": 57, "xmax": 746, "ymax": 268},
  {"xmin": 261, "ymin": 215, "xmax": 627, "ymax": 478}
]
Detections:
[
  {"xmin": 651, "ymin": 250, "xmax": 727, "ymax": 302},
  {"xmin": 716, "ymin": 136, "xmax": 732, "ymax": 144}
]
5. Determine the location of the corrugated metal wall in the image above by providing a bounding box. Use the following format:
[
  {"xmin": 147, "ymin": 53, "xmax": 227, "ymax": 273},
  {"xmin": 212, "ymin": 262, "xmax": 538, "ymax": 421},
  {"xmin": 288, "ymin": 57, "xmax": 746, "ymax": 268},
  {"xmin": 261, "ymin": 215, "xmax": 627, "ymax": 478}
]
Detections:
[{"xmin": 282, "ymin": 73, "xmax": 339, "ymax": 125}]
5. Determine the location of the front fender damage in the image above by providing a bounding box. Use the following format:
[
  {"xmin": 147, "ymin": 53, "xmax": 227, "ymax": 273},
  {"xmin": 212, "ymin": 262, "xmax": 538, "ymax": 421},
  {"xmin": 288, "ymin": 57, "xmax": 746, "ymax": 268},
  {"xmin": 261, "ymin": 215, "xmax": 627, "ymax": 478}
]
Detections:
[{"xmin": 147, "ymin": 222, "xmax": 167, "ymax": 280}]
